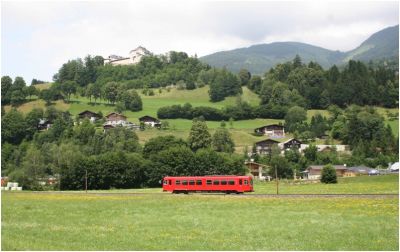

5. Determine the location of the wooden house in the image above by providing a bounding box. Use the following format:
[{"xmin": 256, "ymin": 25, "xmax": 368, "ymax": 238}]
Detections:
[
  {"xmin": 279, "ymin": 138, "xmax": 302, "ymax": 150},
  {"xmin": 254, "ymin": 139, "xmax": 280, "ymax": 155},
  {"xmin": 303, "ymin": 165, "xmax": 348, "ymax": 180},
  {"xmin": 38, "ymin": 119, "xmax": 52, "ymax": 131},
  {"xmin": 105, "ymin": 112, "xmax": 127, "ymax": 125},
  {"xmin": 244, "ymin": 161, "xmax": 270, "ymax": 180},
  {"xmin": 139, "ymin": 115, "xmax": 161, "ymax": 128},
  {"xmin": 78, "ymin": 110, "xmax": 102, "ymax": 122},
  {"xmin": 254, "ymin": 124, "xmax": 285, "ymax": 138}
]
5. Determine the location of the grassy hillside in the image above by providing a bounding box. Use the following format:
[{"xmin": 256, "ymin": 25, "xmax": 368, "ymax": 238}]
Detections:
[{"xmin": 5, "ymin": 85, "xmax": 398, "ymax": 149}]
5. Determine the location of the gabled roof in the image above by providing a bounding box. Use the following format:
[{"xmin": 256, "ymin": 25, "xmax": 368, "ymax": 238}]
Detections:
[
  {"xmin": 255, "ymin": 124, "xmax": 284, "ymax": 131},
  {"xmin": 78, "ymin": 110, "xmax": 101, "ymax": 117},
  {"xmin": 281, "ymin": 138, "xmax": 302, "ymax": 145},
  {"xmin": 307, "ymin": 165, "xmax": 347, "ymax": 170},
  {"xmin": 139, "ymin": 115, "xmax": 160, "ymax": 122},
  {"xmin": 255, "ymin": 139, "xmax": 280, "ymax": 145},
  {"xmin": 105, "ymin": 112, "xmax": 127, "ymax": 119}
]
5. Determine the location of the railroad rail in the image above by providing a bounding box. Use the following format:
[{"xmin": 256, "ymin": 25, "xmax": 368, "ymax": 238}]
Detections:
[{"xmin": 3, "ymin": 191, "xmax": 398, "ymax": 198}]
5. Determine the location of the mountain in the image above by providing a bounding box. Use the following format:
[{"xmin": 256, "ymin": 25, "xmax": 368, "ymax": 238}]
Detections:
[
  {"xmin": 344, "ymin": 25, "xmax": 399, "ymax": 62},
  {"xmin": 200, "ymin": 25, "xmax": 399, "ymax": 74}
]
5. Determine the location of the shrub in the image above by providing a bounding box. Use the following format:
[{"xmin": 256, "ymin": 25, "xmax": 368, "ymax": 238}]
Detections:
[{"xmin": 320, "ymin": 164, "xmax": 337, "ymax": 184}]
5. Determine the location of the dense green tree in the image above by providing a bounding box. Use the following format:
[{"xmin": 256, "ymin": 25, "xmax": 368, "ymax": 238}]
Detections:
[
  {"xmin": 10, "ymin": 90, "xmax": 26, "ymax": 106},
  {"xmin": 238, "ymin": 68, "xmax": 251, "ymax": 86},
  {"xmin": 142, "ymin": 135, "xmax": 187, "ymax": 158},
  {"xmin": 25, "ymin": 108, "xmax": 44, "ymax": 140},
  {"xmin": 25, "ymin": 85, "xmax": 38, "ymax": 100},
  {"xmin": 248, "ymin": 75, "xmax": 262, "ymax": 93},
  {"xmin": 1, "ymin": 108, "xmax": 26, "ymax": 144},
  {"xmin": 212, "ymin": 127, "xmax": 235, "ymax": 153},
  {"xmin": 284, "ymin": 106, "xmax": 307, "ymax": 133},
  {"xmin": 188, "ymin": 119, "xmax": 212, "ymax": 151},
  {"xmin": 103, "ymin": 82, "xmax": 119, "ymax": 104},
  {"xmin": 1, "ymin": 76, "xmax": 13, "ymax": 104},
  {"xmin": 320, "ymin": 164, "xmax": 337, "ymax": 184},
  {"xmin": 117, "ymin": 90, "xmax": 143, "ymax": 111}
]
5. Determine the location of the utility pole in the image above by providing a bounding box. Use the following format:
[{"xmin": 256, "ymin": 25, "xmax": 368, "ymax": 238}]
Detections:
[
  {"xmin": 85, "ymin": 169, "xmax": 88, "ymax": 193},
  {"xmin": 275, "ymin": 165, "xmax": 279, "ymax": 195}
]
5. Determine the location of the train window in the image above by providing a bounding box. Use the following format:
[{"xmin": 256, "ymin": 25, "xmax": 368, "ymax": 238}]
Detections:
[
  {"xmin": 221, "ymin": 180, "xmax": 227, "ymax": 185},
  {"xmin": 189, "ymin": 180, "xmax": 195, "ymax": 185},
  {"xmin": 228, "ymin": 180, "xmax": 235, "ymax": 185},
  {"xmin": 244, "ymin": 180, "xmax": 248, "ymax": 185},
  {"xmin": 213, "ymin": 180, "xmax": 220, "ymax": 185},
  {"xmin": 182, "ymin": 180, "xmax": 188, "ymax": 185},
  {"xmin": 196, "ymin": 180, "xmax": 202, "ymax": 185},
  {"xmin": 206, "ymin": 180, "xmax": 212, "ymax": 185},
  {"xmin": 163, "ymin": 180, "xmax": 168, "ymax": 185},
  {"xmin": 175, "ymin": 180, "xmax": 181, "ymax": 185},
  {"xmin": 239, "ymin": 179, "xmax": 242, "ymax": 185}
]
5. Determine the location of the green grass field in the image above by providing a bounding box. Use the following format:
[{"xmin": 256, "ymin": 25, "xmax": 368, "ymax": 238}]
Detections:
[{"xmin": 2, "ymin": 191, "xmax": 398, "ymax": 250}]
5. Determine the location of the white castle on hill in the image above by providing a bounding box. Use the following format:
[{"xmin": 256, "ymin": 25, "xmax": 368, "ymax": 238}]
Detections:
[{"xmin": 104, "ymin": 46, "xmax": 151, "ymax": 66}]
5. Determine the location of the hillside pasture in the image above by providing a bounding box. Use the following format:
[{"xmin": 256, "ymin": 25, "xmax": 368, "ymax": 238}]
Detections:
[{"xmin": 2, "ymin": 192, "xmax": 398, "ymax": 251}]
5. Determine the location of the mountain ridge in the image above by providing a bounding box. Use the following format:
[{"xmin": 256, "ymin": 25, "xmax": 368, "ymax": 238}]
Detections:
[{"xmin": 200, "ymin": 25, "xmax": 399, "ymax": 74}]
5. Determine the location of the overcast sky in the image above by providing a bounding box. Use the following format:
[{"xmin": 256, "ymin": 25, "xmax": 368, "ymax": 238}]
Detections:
[{"xmin": 1, "ymin": 0, "xmax": 398, "ymax": 83}]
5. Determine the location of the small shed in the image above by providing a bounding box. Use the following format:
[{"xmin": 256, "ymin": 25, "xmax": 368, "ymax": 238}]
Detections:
[{"xmin": 244, "ymin": 161, "xmax": 269, "ymax": 180}]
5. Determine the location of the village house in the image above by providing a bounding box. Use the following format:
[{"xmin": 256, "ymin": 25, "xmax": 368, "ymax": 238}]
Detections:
[
  {"xmin": 254, "ymin": 124, "xmax": 285, "ymax": 138},
  {"xmin": 278, "ymin": 138, "xmax": 302, "ymax": 151},
  {"xmin": 103, "ymin": 112, "xmax": 140, "ymax": 131},
  {"xmin": 302, "ymin": 165, "xmax": 349, "ymax": 180},
  {"xmin": 104, "ymin": 46, "xmax": 151, "ymax": 66},
  {"xmin": 254, "ymin": 139, "xmax": 280, "ymax": 155},
  {"xmin": 244, "ymin": 161, "xmax": 270, "ymax": 180},
  {"xmin": 78, "ymin": 110, "xmax": 102, "ymax": 123},
  {"xmin": 139, "ymin": 115, "xmax": 162, "ymax": 128}
]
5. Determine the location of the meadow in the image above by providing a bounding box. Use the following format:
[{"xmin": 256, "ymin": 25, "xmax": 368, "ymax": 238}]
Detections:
[{"xmin": 2, "ymin": 191, "xmax": 398, "ymax": 251}]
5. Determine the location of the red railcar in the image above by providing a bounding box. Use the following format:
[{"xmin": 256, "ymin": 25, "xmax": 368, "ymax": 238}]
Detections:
[{"xmin": 162, "ymin": 175, "xmax": 254, "ymax": 194}]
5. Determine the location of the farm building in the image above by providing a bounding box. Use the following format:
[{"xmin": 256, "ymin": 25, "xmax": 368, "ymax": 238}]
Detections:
[
  {"xmin": 254, "ymin": 124, "xmax": 285, "ymax": 138},
  {"xmin": 105, "ymin": 112, "xmax": 127, "ymax": 125},
  {"xmin": 78, "ymin": 110, "xmax": 102, "ymax": 122},
  {"xmin": 244, "ymin": 161, "xmax": 270, "ymax": 180},
  {"xmin": 254, "ymin": 139, "xmax": 280, "ymax": 155},
  {"xmin": 303, "ymin": 165, "xmax": 349, "ymax": 180},
  {"xmin": 139, "ymin": 115, "xmax": 161, "ymax": 128},
  {"xmin": 278, "ymin": 138, "xmax": 302, "ymax": 150}
]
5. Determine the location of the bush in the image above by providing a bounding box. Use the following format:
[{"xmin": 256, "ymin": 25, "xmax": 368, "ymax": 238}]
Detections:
[{"xmin": 320, "ymin": 164, "xmax": 337, "ymax": 184}]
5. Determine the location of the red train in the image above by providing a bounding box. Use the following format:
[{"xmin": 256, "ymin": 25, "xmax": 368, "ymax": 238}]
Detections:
[{"xmin": 162, "ymin": 175, "xmax": 254, "ymax": 194}]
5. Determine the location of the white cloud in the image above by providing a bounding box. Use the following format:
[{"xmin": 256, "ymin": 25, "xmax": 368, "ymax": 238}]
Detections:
[{"xmin": 1, "ymin": 0, "xmax": 398, "ymax": 82}]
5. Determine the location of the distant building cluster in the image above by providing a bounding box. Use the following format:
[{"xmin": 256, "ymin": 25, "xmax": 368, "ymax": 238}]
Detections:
[{"xmin": 103, "ymin": 46, "xmax": 151, "ymax": 66}]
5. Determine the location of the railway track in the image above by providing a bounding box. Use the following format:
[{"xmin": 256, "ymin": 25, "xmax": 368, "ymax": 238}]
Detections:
[{"xmin": 4, "ymin": 191, "xmax": 398, "ymax": 198}]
